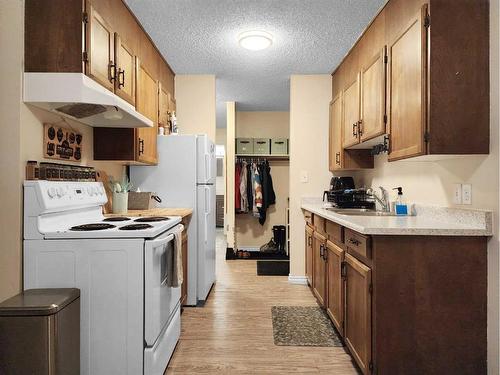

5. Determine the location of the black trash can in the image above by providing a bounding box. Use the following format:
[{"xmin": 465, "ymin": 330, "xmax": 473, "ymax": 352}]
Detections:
[{"xmin": 0, "ymin": 288, "xmax": 80, "ymax": 375}]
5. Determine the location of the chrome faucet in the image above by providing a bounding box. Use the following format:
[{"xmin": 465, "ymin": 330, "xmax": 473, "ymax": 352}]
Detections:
[{"xmin": 367, "ymin": 186, "xmax": 390, "ymax": 212}]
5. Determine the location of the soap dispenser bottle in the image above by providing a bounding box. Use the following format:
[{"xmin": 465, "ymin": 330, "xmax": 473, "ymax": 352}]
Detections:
[{"xmin": 393, "ymin": 187, "xmax": 408, "ymax": 215}]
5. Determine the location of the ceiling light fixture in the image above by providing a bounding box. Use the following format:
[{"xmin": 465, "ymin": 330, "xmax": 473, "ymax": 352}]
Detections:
[{"xmin": 238, "ymin": 30, "xmax": 273, "ymax": 51}]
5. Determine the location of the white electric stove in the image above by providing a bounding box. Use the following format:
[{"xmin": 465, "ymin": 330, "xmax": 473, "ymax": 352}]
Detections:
[{"xmin": 23, "ymin": 180, "xmax": 183, "ymax": 375}]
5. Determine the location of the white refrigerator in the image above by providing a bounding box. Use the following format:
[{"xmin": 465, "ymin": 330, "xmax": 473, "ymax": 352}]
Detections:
[{"xmin": 130, "ymin": 134, "xmax": 216, "ymax": 305}]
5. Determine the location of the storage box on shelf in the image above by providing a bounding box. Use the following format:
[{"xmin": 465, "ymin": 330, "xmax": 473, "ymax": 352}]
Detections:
[
  {"xmin": 236, "ymin": 138, "xmax": 254, "ymax": 154},
  {"xmin": 271, "ymin": 138, "xmax": 288, "ymax": 155},
  {"xmin": 253, "ymin": 138, "xmax": 271, "ymax": 155}
]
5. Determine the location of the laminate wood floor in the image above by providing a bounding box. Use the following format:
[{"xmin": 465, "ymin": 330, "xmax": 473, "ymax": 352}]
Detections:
[{"xmin": 166, "ymin": 231, "xmax": 359, "ymax": 374}]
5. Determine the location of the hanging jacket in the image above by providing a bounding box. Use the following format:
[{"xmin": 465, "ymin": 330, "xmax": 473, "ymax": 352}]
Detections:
[
  {"xmin": 246, "ymin": 163, "xmax": 253, "ymax": 211},
  {"xmin": 239, "ymin": 161, "xmax": 248, "ymax": 212},
  {"xmin": 258, "ymin": 161, "xmax": 276, "ymax": 225},
  {"xmin": 253, "ymin": 164, "xmax": 263, "ymax": 218}
]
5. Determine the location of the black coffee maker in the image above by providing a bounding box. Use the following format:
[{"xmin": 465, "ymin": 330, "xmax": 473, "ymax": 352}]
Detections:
[{"xmin": 323, "ymin": 176, "xmax": 375, "ymax": 209}]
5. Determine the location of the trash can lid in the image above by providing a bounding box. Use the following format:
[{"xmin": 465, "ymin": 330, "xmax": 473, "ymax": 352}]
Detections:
[{"xmin": 0, "ymin": 288, "xmax": 80, "ymax": 316}]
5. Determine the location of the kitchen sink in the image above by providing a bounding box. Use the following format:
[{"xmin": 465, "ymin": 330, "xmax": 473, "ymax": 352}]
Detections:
[{"xmin": 325, "ymin": 208, "xmax": 398, "ymax": 217}]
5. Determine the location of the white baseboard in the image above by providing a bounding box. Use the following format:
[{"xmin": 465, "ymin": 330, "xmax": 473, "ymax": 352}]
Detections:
[{"xmin": 288, "ymin": 275, "xmax": 308, "ymax": 285}]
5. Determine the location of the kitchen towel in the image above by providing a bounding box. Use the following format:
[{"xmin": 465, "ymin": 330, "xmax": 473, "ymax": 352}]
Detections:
[{"xmin": 168, "ymin": 224, "xmax": 184, "ymax": 287}]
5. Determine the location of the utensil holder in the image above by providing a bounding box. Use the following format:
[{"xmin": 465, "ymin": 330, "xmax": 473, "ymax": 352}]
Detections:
[{"xmin": 112, "ymin": 192, "xmax": 128, "ymax": 214}]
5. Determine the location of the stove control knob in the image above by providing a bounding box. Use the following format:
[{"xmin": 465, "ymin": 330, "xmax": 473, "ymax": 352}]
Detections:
[
  {"xmin": 47, "ymin": 187, "xmax": 56, "ymax": 198},
  {"xmin": 56, "ymin": 188, "xmax": 63, "ymax": 197}
]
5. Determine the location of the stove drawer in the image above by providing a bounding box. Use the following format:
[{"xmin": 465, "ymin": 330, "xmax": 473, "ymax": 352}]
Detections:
[{"xmin": 144, "ymin": 305, "xmax": 180, "ymax": 375}]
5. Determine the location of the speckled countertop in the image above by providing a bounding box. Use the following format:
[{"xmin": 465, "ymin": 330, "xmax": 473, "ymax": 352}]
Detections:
[{"xmin": 301, "ymin": 198, "xmax": 492, "ymax": 236}]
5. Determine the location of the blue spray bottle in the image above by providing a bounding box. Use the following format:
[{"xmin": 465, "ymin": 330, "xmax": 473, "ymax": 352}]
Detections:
[{"xmin": 393, "ymin": 187, "xmax": 408, "ymax": 216}]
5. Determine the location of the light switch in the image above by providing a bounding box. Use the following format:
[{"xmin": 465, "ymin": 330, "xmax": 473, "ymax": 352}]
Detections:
[
  {"xmin": 453, "ymin": 184, "xmax": 462, "ymax": 204},
  {"xmin": 300, "ymin": 171, "xmax": 308, "ymax": 183},
  {"xmin": 462, "ymin": 184, "xmax": 472, "ymax": 205}
]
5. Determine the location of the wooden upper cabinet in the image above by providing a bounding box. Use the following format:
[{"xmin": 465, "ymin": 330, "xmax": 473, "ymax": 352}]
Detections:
[
  {"xmin": 342, "ymin": 74, "xmax": 361, "ymax": 148},
  {"xmin": 388, "ymin": 6, "xmax": 427, "ymax": 161},
  {"xmin": 344, "ymin": 253, "xmax": 372, "ymax": 375},
  {"xmin": 114, "ymin": 33, "xmax": 136, "ymax": 106},
  {"xmin": 158, "ymin": 82, "xmax": 172, "ymax": 134},
  {"xmin": 312, "ymin": 231, "xmax": 327, "ymax": 307},
  {"xmin": 136, "ymin": 58, "xmax": 159, "ymax": 164},
  {"xmin": 329, "ymin": 93, "xmax": 343, "ymax": 171},
  {"xmin": 360, "ymin": 47, "xmax": 387, "ymax": 143},
  {"xmin": 326, "ymin": 240, "xmax": 344, "ymax": 336},
  {"xmin": 86, "ymin": 3, "xmax": 115, "ymax": 91}
]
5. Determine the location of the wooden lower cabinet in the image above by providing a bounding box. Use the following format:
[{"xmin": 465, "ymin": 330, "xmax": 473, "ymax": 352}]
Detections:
[
  {"xmin": 312, "ymin": 231, "xmax": 327, "ymax": 306},
  {"xmin": 305, "ymin": 225, "xmax": 314, "ymax": 286},
  {"xmin": 344, "ymin": 253, "xmax": 372, "ymax": 375},
  {"xmin": 305, "ymin": 217, "xmax": 487, "ymax": 374},
  {"xmin": 325, "ymin": 240, "xmax": 344, "ymax": 336},
  {"xmin": 181, "ymin": 226, "xmax": 188, "ymax": 306}
]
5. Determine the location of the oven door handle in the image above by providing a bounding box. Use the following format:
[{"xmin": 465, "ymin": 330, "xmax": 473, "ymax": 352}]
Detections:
[{"xmin": 149, "ymin": 233, "xmax": 175, "ymax": 247}]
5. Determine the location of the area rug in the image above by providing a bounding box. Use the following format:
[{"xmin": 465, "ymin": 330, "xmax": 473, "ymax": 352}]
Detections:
[
  {"xmin": 271, "ymin": 306, "xmax": 343, "ymax": 347},
  {"xmin": 257, "ymin": 260, "xmax": 289, "ymax": 276}
]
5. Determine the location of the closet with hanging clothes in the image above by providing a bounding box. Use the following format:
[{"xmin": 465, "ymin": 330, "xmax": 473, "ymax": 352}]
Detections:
[{"xmin": 230, "ymin": 111, "xmax": 290, "ymax": 261}]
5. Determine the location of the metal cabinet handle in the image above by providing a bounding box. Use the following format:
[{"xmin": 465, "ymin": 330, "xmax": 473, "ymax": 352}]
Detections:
[
  {"xmin": 138, "ymin": 138, "xmax": 145, "ymax": 155},
  {"xmin": 348, "ymin": 238, "xmax": 361, "ymax": 246},
  {"xmin": 352, "ymin": 122, "xmax": 358, "ymax": 137},
  {"xmin": 335, "ymin": 152, "xmax": 340, "ymax": 165},
  {"xmin": 308, "ymin": 236, "xmax": 312, "ymax": 246},
  {"xmin": 108, "ymin": 61, "xmax": 116, "ymax": 82},
  {"xmin": 319, "ymin": 244, "xmax": 324, "ymax": 258},
  {"xmin": 358, "ymin": 120, "xmax": 363, "ymax": 136},
  {"xmin": 118, "ymin": 68, "xmax": 125, "ymax": 88}
]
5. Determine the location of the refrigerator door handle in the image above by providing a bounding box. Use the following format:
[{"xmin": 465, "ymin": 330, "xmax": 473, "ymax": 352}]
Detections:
[
  {"xmin": 204, "ymin": 186, "xmax": 210, "ymax": 243},
  {"xmin": 205, "ymin": 153, "xmax": 210, "ymax": 182}
]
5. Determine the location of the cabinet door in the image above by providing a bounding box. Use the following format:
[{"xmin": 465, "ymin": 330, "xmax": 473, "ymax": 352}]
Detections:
[
  {"xmin": 360, "ymin": 47, "xmax": 387, "ymax": 142},
  {"xmin": 326, "ymin": 241, "xmax": 344, "ymax": 335},
  {"xmin": 388, "ymin": 6, "xmax": 428, "ymax": 161},
  {"xmin": 329, "ymin": 93, "xmax": 343, "ymax": 171},
  {"xmin": 305, "ymin": 225, "xmax": 314, "ymax": 286},
  {"xmin": 114, "ymin": 33, "xmax": 135, "ymax": 106},
  {"xmin": 158, "ymin": 83, "xmax": 171, "ymax": 134},
  {"xmin": 136, "ymin": 58, "xmax": 158, "ymax": 164},
  {"xmin": 343, "ymin": 74, "xmax": 361, "ymax": 148},
  {"xmin": 344, "ymin": 253, "xmax": 372, "ymax": 375},
  {"xmin": 312, "ymin": 232, "xmax": 327, "ymax": 307},
  {"xmin": 86, "ymin": 4, "xmax": 115, "ymax": 91}
]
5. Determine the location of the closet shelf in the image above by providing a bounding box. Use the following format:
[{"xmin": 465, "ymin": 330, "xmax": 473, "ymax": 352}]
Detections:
[{"xmin": 236, "ymin": 154, "xmax": 289, "ymax": 161}]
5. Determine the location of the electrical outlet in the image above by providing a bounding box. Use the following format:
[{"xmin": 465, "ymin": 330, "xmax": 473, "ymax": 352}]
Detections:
[
  {"xmin": 300, "ymin": 171, "xmax": 308, "ymax": 183},
  {"xmin": 462, "ymin": 184, "xmax": 472, "ymax": 205},
  {"xmin": 453, "ymin": 184, "xmax": 462, "ymax": 204}
]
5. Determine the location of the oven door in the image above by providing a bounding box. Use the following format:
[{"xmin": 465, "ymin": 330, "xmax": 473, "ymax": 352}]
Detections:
[{"xmin": 144, "ymin": 228, "xmax": 181, "ymax": 346}]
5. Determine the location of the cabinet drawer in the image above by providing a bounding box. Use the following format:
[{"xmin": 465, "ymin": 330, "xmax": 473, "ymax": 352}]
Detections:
[
  {"xmin": 326, "ymin": 220, "xmax": 343, "ymax": 246},
  {"xmin": 253, "ymin": 138, "xmax": 271, "ymax": 154},
  {"xmin": 236, "ymin": 138, "xmax": 254, "ymax": 154},
  {"xmin": 345, "ymin": 228, "xmax": 371, "ymax": 261},
  {"xmin": 304, "ymin": 210, "xmax": 313, "ymax": 225},
  {"xmin": 313, "ymin": 215, "xmax": 326, "ymax": 234}
]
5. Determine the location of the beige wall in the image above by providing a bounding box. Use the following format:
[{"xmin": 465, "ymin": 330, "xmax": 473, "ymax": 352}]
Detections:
[
  {"xmin": 235, "ymin": 112, "xmax": 289, "ymax": 248},
  {"xmin": 175, "ymin": 75, "xmax": 216, "ymax": 142},
  {"xmin": 235, "ymin": 111, "xmax": 290, "ymax": 138},
  {"xmin": 0, "ymin": 1, "xmax": 127, "ymax": 303},
  {"xmin": 216, "ymin": 127, "xmax": 227, "ymax": 145},
  {"xmin": 289, "ymin": 75, "xmax": 332, "ymax": 276}
]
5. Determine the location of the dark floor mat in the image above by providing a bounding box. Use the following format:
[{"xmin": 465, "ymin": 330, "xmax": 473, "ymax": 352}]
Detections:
[
  {"xmin": 257, "ymin": 260, "xmax": 290, "ymax": 276},
  {"xmin": 227, "ymin": 251, "xmax": 289, "ymax": 260},
  {"xmin": 271, "ymin": 306, "xmax": 343, "ymax": 346}
]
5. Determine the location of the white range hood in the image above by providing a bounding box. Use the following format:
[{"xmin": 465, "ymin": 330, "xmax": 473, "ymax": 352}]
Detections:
[{"xmin": 23, "ymin": 72, "xmax": 153, "ymax": 128}]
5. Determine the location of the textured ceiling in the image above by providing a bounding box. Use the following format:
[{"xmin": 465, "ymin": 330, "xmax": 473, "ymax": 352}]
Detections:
[{"xmin": 124, "ymin": 0, "xmax": 385, "ymax": 127}]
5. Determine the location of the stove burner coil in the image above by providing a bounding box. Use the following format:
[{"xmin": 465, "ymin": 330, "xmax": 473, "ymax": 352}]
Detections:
[
  {"xmin": 70, "ymin": 223, "xmax": 116, "ymax": 231},
  {"xmin": 119, "ymin": 223, "xmax": 154, "ymax": 231},
  {"xmin": 103, "ymin": 217, "xmax": 131, "ymax": 222},
  {"xmin": 134, "ymin": 216, "xmax": 169, "ymax": 223}
]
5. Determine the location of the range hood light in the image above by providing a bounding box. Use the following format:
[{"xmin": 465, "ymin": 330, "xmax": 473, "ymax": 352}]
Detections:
[{"xmin": 103, "ymin": 106, "xmax": 124, "ymax": 120}]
